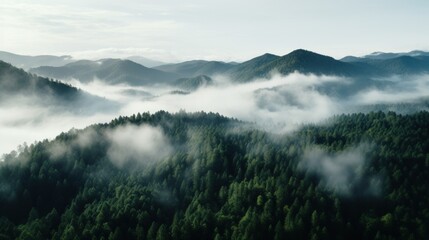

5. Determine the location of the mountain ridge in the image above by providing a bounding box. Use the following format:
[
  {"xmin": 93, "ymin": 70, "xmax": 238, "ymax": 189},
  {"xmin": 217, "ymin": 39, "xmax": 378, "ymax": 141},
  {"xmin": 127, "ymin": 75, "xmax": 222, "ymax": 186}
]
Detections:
[
  {"xmin": 30, "ymin": 59, "xmax": 180, "ymax": 86},
  {"xmin": 5, "ymin": 49, "xmax": 429, "ymax": 85},
  {"xmin": 0, "ymin": 51, "xmax": 73, "ymax": 69},
  {"xmin": 154, "ymin": 60, "xmax": 235, "ymax": 77},
  {"xmin": 0, "ymin": 60, "xmax": 116, "ymax": 113}
]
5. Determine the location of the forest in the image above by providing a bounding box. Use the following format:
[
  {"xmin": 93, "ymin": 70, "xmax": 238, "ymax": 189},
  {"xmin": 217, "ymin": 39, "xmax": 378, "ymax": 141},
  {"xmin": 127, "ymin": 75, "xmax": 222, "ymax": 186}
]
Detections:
[{"xmin": 0, "ymin": 111, "xmax": 428, "ymax": 240}]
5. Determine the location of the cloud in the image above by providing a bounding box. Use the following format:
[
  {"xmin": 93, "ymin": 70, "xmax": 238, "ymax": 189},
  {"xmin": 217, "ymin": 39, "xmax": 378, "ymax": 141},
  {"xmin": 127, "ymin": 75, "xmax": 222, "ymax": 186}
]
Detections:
[
  {"xmin": 118, "ymin": 73, "xmax": 345, "ymax": 133},
  {"xmin": 299, "ymin": 143, "xmax": 382, "ymax": 197},
  {"xmin": 0, "ymin": 103, "xmax": 113, "ymax": 156},
  {"xmin": 67, "ymin": 79, "xmax": 156, "ymax": 103},
  {"xmin": 43, "ymin": 122, "xmax": 172, "ymax": 169},
  {"xmin": 1, "ymin": 1, "xmax": 181, "ymax": 59},
  {"xmin": 47, "ymin": 127, "xmax": 99, "ymax": 160},
  {"xmin": 2, "ymin": 72, "xmax": 429, "ymax": 156},
  {"xmin": 106, "ymin": 124, "xmax": 172, "ymax": 168},
  {"xmin": 350, "ymin": 74, "xmax": 429, "ymax": 105}
]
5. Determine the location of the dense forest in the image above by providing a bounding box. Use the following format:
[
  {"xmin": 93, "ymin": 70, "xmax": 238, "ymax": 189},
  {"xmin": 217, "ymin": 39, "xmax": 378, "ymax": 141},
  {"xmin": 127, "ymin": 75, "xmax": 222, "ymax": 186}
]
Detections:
[
  {"xmin": 0, "ymin": 60, "xmax": 79, "ymax": 102},
  {"xmin": 0, "ymin": 111, "xmax": 428, "ymax": 239}
]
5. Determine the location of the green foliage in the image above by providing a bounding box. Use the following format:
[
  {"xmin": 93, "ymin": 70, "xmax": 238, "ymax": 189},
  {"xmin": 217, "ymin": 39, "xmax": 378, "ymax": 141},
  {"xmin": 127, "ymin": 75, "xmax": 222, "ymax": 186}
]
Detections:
[
  {"xmin": 0, "ymin": 111, "xmax": 428, "ymax": 239},
  {"xmin": 0, "ymin": 60, "xmax": 79, "ymax": 101}
]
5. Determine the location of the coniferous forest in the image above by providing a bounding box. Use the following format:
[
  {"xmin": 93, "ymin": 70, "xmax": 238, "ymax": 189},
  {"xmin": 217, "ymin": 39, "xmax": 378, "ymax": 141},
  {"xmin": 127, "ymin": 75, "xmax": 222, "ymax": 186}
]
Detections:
[
  {"xmin": 3, "ymin": 1, "xmax": 429, "ymax": 239},
  {"xmin": 1, "ymin": 111, "xmax": 428, "ymax": 240}
]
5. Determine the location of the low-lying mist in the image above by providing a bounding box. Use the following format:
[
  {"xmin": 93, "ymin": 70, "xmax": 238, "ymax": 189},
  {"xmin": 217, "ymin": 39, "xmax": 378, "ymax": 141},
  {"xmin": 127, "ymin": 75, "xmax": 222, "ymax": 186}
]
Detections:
[
  {"xmin": 1, "ymin": 72, "xmax": 429, "ymax": 155},
  {"xmin": 106, "ymin": 124, "xmax": 172, "ymax": 168},
  {"xmin": 299, "ymin": 143, "xmax": 382, "ymax": 197}
]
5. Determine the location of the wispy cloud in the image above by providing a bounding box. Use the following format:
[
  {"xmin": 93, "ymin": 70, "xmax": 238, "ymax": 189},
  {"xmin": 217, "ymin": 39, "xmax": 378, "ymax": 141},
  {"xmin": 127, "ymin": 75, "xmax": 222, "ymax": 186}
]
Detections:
[
  {"xmin": 1, "ymin": 72, "xmax": 429, "ymax": 155},
  {"xmin": 299, "ymin": 143, "xmax": 382, "ymax": 197},
  {"xmin": 350, "ymin": 74, "xmax": 429, "ymax": 104},
  {"xmin": 0, "ymin": 1, "xmax": 181, "ymax": 58},
  {"xmin": 106, "ymin": 124, "xmax": 172, "ymax": 168},
  {"xmin": 118, "ymin": 73, "xmax": 345, "ymax": 132}
]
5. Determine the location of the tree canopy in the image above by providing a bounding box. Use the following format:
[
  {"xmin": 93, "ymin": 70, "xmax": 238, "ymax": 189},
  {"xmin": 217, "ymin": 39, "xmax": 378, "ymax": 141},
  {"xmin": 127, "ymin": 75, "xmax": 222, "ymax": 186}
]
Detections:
[{"xmin": 0, "ymin": 111, "xmax": 428, "ymax": 239}]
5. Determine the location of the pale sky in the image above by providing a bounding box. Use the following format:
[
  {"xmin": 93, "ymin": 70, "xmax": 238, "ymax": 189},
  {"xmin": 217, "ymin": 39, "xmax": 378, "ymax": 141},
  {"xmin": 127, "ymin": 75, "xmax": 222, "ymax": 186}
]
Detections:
[{"xmin": 1, "ymin": 0, "xmax": 428, "ymax": 62}]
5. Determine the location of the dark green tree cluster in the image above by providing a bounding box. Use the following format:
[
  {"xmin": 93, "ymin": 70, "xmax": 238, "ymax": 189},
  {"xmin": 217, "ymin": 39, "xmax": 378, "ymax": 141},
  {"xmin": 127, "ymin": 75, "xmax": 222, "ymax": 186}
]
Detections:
[
  {"xmin": 0, "ymin": 60, "xmax": 79, "ymax": 102},
  {"xmin": 0, "ymin": 111, "xmax": 428, "ymax": 239}
]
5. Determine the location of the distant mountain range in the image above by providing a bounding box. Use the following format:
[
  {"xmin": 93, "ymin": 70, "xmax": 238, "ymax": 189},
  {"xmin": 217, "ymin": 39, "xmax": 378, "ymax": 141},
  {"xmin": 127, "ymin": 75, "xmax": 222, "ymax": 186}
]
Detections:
[
  {"xmin": 228, "ymin": 50, "xmax": 366, "ymax": 82},
  {"xmin": 125, "ymin": 56, "xmax": 166, "ymax": 68},
  {"xmin": 0, "ymin": 51, "xmax": 74, "ymax": 70},
  {"xmin": 152, "ymin": 50, "xmax": 364, "ymax": 82},
  {"xmin": 341, "ymin": 50, "xmax": 429, "ymax": 75},
  {"xmin": 0, "ymin": 60, "xmax": 116, "ymax": 114},
  {"xmin": 30, "ymin": 59, "xmax": 180, "ymax": 86},
  {"xmin": 344, "ymin": 50, "xmax": 429, "ymax": 61},
  {"xmin": 0, "ymin": 50, "xmax": 168, "ymax": 69},
  {"xmin": 3, "ymin": 49, "xmax": 429, "ymax": 87},
  {"xmin": 154, "ymin": 49, "xmax": 429, "ymax": 82},
  {"xmin": 154, "ymin": 60, "xmax": 235, "ymax": 77}
]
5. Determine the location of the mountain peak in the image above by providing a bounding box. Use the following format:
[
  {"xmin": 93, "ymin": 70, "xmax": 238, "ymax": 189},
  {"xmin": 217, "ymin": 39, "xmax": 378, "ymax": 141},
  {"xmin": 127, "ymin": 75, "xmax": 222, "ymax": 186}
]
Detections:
[
  {"xmin": 240, "ymin": 53, "xmax": 279, "ymax": 65},
  {"xmin": 289, "ymin": 48, "xmax": 310, "ymax": 54},
  {"xmin": 257, "ymin": 49, "xmax": 357, "ymax": 77},
  {"xmin": 125, "ymin": 56, "xmax": 165, "ymax": 68},
  {"xmin": 260, "ymin": 53, "xmax": 278, "ymax": 58},
  {"xmin": 368, "ymin": 51, "xmax": 386, "ymax": 55},
  {"xmin": 286, "ymin": 49, "xmax": 332, "ymax": 59}
]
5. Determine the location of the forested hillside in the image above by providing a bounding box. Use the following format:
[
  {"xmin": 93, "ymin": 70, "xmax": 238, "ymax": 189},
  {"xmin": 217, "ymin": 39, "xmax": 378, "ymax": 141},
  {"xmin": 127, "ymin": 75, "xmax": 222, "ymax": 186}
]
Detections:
[
  {"xmin": 0, "ymin": 111, "xmax": 428, "ymax": 240},
  {"xmin": 0, "ymin": 60, "xmax": 116, "ymax": 113},
  {"xmin": 0, "ymin": 60, "xmax": 81, "ymax": 103}
]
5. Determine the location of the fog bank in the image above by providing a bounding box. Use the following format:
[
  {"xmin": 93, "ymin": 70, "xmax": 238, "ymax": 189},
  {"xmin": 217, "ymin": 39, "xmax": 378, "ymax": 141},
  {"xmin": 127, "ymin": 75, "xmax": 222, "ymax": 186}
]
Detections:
[{"xmin": 1, "ymin": 72, "xmax": 429, "ymax": 155}]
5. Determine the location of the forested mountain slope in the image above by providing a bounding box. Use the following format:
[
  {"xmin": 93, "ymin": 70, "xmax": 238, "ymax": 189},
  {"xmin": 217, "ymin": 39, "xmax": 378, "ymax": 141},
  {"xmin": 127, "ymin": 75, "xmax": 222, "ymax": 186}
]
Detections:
[
  {"xmin": 225, "ymin": 53, "xmax": 280, "ymax": 82},
  {"xmin": 0, "ymin": 111, "xmax": 428, "ymax": 239},
  {"xmin": 0, "ymin": 61, "xmax": 115, "ymax": 113}
]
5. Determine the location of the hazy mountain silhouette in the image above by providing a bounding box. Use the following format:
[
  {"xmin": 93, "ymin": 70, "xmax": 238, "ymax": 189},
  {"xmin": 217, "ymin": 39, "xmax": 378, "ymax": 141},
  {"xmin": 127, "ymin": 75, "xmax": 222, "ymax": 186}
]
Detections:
[
  {"xmin": 0, "ymin": 51, "xmax": 73, "ymax": 69},
  {"xmin": 363, "ymin": 50, "xmax": 429, "ymax": 60},
  {"xmin": 174, "ymin": 75, "xmax": 213, "ymax": 91},
  {"xmin": 17, "ymin": 49, "xmax": 429, "ymax": 86},
  {"xmin": 30, "ymin": 59, "xmax": 180, "ymax": 86},
  {"xmin": 0, "ymin": 60, "xmax": 117, "ymax": 113},
  {"xmin": 154, "ymin": 60, "xmax": 235, "ymax": 77},
  {"xmin": 126, "ymin": 56, "xmax": 166, "ymax": 68},
  {"xmin": 341, "ymin": 51, "xmax": 429, "ymax": 75}
]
